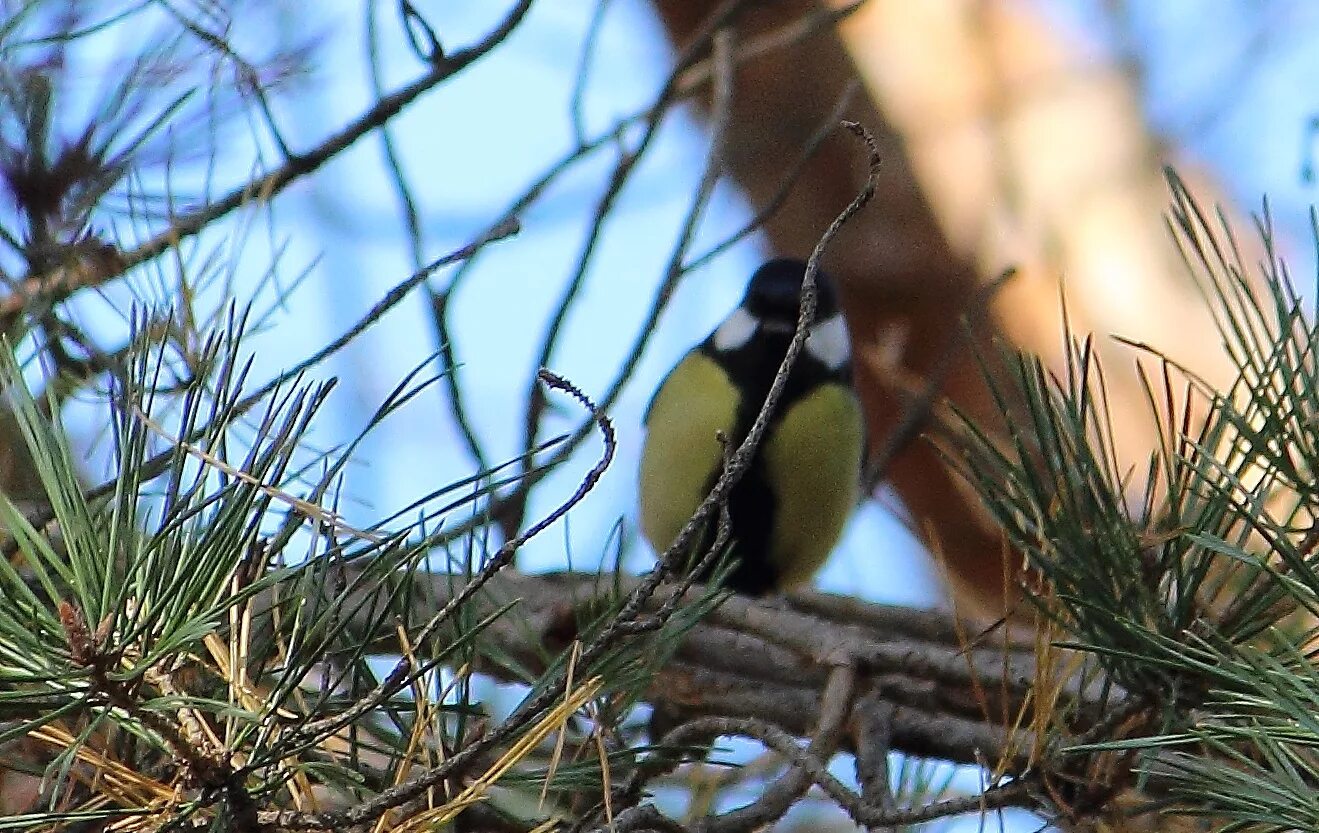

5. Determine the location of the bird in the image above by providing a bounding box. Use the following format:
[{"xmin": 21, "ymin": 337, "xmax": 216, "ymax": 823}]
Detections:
[{"xmin": 638, "ymin": 257, "xmax": 864, "ymax": 595}]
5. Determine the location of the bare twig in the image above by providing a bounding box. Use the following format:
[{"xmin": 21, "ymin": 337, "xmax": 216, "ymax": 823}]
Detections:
[
  {"xmin": 673, "ymin": 1, "xmax": 867, "ymax": 98},
  {"xmin": 516, "ymin": 77, "xmax": 861, "ymax": 517},
  {"xmin": 366, "ymin": 1, "xmax": 427, "ymax": 273},
  {"xmin": 684, "ymin": 80, "xmax": 861, "ymax": 272},
  {"xmin": 785, "ymin": 586, "xmax": 1035, "ymax": 649},
  {"xmin": 504, "ymin": 0, "xmax": 753, "ymax": 537},
  {"xmin": 536, "ymin": 119, "xmax": 884, "ymax": 718},
  {"xmin": 611, "ymin": 804, "xmax": 693, "ymax": 833},
  {"xmin": 0, "ymin": 0, "xmax": 536, "ymax": 329},
  {"xmin": 570, "ymin": 0, "xmax": 616, "ymax": 147}
]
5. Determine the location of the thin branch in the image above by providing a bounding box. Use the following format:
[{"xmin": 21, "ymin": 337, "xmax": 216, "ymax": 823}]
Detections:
[
  {"xmin": 702, "ymin": 664, "xmax": 856, "ymax": 833},
  {"xmin": 651, "ymin": 118, "xmax": 881, "ymax": 586},
  {"xmin": 570, "ymin": 0, "xmax": 615, "ymax": 147},
  {"xmin": 684, "ymin": 79, "xmax": 860, "ymax": 272},
  {"xmin": 366, "ymin": 0, "xmax": 426, "ymax": 272},
  {"xmin": 0, "ymin": 0, "xmax": 536, "ymax": 329},
  {"xmin": 505, "ymin": 0, "xmax": 752, "ymax": 536}
]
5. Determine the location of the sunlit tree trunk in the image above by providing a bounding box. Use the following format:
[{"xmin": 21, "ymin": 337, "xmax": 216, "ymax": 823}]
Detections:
[{"xmin": 651, "ymin": 0, "xmax": 1238, "ymax": 621}]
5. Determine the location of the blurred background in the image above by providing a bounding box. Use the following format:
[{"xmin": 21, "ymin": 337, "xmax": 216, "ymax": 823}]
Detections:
[
  {"xmin": 7, "ymin": 0, "xmax": 1319, "ymax": 828},
  {"xmin": 118, "ymin": 0, "xmax": 1314, "ymax": 613}
]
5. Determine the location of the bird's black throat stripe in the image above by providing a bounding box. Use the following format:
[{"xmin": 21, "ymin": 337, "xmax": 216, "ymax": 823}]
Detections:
[{"xmin": 691, "ymin": 325, "xmax": 851, "ymax": 594}]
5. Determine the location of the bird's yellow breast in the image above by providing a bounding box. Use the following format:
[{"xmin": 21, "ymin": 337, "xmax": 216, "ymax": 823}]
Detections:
[
  {"xmin": 638, "ymin": 353, "xmax": 738, "ymax": 556},
  {"xmin": 761, "ymin": 384, "xmax": 863, "ymax": 586},
  {"xmin": 639, "ymin": 349, "xmax": 864, "ymax": 591}
]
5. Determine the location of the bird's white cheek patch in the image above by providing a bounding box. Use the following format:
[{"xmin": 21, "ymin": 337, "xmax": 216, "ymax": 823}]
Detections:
[
  {"xmin": 807, "ymin": 315, "xmax": 850, "ymax": 370},
  {"xmin": 713, "ymin": 306, "xmax": 758, "ymax": 351}
]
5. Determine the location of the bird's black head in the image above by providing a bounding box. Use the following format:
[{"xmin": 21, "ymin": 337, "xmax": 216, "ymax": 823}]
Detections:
[{"xmin": 742, "ymin": 258, "xmax": 839, "ymax": 327}]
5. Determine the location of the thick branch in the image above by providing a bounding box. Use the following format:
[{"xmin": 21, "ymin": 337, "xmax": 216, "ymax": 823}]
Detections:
[{"xmin": 306, "ymin": 567, "xmax": 1117, "ymax": 774}]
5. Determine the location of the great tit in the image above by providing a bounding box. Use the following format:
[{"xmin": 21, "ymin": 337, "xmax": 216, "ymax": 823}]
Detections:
[{"xmin": 638, "ymin": 258, "xmax": 864, "ymax": 595}]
